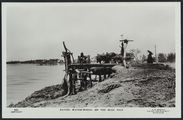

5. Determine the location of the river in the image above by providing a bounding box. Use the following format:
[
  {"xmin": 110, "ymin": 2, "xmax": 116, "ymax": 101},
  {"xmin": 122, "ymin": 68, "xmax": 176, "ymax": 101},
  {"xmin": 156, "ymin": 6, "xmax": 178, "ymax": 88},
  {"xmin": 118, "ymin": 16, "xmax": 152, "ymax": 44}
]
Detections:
[{"xmin": 7, "ymin": 64, "xmax": 65, "ymax": 105}]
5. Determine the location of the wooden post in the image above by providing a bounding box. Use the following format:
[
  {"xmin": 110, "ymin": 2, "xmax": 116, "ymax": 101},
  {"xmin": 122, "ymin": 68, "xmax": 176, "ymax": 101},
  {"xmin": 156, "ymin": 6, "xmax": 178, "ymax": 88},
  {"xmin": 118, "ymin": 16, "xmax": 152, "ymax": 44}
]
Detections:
[
  {"xmin": 155, "ymin": 44, "xmax": 158, "ymax": 63},
  {"xmin": 69, "ymin": 73, "xmax": 73, "ymax": 95},
  {"xmin": 104, "ymin": 74, "xmax": 106, "ymax": 79},
  {"xmin": 62, "ymin": 41, "xmax": 75, "ymax": 95},
  {"xmin": 83, "ymin": 73, "xmax": 87, "ymax": 90},
  {"xmin": 88, "ymin": 69, "xmax": 92, "ymax": 87},
  {"xmin": 99, "ymin": 73, "xmax": 102, "ymax": 82},
  {"xmin": 123, "ymin": 42, "xmax": 127, "ymax": 67},
  {"xmin": 79, "ymin": 73, "xmax": 87, "ymax": 91},
  {"xmin": 72, "ymin": 72, "xmax": 77, "ymax": 94},
  {"xmin": 119, "ymin": 35, "xmax": 133, "ymax": 68}
]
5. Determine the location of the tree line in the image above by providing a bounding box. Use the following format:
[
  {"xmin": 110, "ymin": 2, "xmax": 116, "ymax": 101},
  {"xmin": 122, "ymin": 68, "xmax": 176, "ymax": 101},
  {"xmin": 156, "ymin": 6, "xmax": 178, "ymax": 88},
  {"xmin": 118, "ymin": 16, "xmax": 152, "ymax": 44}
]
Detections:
[
  {"xmin": 94, "ymin": 50, "xmax": 175, "ymax": 64},
  {"xmin": 158, "ymin": 53, "xmax": 175, "ymax": 63},
  {"xmin": 7, "ymin": 59, "xmax": 64, "ymax": 65}
]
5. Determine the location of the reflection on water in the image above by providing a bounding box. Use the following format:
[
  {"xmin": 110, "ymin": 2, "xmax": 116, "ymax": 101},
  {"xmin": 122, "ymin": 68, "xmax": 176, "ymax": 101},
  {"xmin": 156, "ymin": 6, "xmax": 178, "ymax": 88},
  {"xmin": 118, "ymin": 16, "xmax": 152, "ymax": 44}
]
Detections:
[{"xmin": 7, "ymin": 64, "xmax": 65, "ymax": 105}]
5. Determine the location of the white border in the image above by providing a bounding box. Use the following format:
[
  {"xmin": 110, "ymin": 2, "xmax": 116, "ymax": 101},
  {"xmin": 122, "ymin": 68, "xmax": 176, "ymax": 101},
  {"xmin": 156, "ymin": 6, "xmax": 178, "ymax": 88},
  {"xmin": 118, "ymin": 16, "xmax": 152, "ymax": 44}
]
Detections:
[{"xmin": 2, "ymin": 2, "xmax": 181, "ymax": 118}]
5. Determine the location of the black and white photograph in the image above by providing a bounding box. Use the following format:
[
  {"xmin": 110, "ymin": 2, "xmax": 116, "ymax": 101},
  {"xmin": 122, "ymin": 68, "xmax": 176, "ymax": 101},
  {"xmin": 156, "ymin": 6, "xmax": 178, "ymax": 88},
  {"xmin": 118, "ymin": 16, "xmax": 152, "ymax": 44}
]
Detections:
[{"xmin": 2, "ymin": 2, "xmax": 181, "ymax": 118}]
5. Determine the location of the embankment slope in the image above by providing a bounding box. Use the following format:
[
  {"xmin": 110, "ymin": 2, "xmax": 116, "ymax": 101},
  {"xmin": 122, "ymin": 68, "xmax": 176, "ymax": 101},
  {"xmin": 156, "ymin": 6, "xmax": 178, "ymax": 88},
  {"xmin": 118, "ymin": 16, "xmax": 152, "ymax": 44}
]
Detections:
[{"xmin": 10, "ymin": 64, "xmax": 175, "ymax": 108}]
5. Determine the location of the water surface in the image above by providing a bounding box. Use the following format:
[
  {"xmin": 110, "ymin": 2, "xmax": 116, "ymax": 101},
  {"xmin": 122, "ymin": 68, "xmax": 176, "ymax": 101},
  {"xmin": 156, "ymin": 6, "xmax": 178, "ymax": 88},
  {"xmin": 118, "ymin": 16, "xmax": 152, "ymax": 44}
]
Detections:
[{"xmin": 7, "ymin": 64, "xmax": 65, "ymax": 105}]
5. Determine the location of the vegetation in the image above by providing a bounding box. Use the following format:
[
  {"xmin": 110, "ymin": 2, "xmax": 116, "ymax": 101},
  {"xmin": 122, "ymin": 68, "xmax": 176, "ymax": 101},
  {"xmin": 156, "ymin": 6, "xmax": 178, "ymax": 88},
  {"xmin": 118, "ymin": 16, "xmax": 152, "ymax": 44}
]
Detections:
[
  {"xmin": 96, "ymin": 52, "xmax": 135, "ymax": 64},
  {"xmin": 158, "ymin": 53, "xmax": 175, "ymax": 63},
  {"xmin": 167, "ymin": 53, "xmax": 176, "ymax": 62},
  {"xmin": 158, "ymin": 53, "xmax": 167, "ymax": 62}
]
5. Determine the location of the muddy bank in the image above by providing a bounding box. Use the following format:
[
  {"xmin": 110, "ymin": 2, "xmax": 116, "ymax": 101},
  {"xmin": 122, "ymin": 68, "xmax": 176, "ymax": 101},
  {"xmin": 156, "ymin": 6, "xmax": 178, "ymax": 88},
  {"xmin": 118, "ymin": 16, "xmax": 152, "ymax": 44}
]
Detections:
[
  {"xmin": 9, "ymin": 82, "xmax": 68, "ymax": 107},
  {"xmin": 9, "ymin": 64, "xmax": 175, "ymax": 108}
]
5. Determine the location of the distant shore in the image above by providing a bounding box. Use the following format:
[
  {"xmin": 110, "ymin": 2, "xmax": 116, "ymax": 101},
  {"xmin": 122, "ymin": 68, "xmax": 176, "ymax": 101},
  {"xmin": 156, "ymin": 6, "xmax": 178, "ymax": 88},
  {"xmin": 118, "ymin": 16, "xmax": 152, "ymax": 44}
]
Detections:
[
  {"xmin": 7, "ymin": 59, "xmax": 64, "ymax": 65},
  {"xmin": 9, "ymin": 63, "xmax": 175, "ymax": 108}
]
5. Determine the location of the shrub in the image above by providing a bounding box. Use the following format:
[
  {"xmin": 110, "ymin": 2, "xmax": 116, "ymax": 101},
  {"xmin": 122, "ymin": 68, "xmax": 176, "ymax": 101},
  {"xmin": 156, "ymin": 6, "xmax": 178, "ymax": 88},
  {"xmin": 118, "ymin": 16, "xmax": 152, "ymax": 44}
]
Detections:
[
  {"xmin": 167, "ymin": 53, "xmax": 175, "ymax": 62},
  {"xmin": 158, "ymin": 53, "xmax": 167, "ymax": 62}
]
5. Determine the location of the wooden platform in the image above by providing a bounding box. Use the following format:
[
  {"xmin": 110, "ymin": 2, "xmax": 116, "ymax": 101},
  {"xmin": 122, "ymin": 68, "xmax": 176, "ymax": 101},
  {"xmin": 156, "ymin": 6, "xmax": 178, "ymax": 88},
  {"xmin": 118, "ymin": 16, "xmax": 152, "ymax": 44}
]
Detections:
[{"xmin": 68, "ymin": 63, "xmax": 118, "ymax": 69}]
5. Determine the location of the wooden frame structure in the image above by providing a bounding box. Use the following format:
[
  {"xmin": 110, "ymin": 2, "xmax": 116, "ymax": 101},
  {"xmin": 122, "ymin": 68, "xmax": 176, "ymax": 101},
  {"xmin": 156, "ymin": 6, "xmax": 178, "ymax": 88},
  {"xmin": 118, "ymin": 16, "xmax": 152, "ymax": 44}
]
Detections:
[{"xmin": 62, "ymin": 42, "xmax": 116, "ymax": 95}]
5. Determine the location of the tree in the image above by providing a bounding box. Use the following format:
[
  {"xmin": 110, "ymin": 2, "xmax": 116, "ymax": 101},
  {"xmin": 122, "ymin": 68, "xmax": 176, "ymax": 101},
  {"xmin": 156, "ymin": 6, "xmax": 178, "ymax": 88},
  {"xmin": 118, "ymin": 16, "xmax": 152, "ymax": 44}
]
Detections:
[
  {"xmin": 158, "ymin": 53, "xmax": 167, "ymax": 62},
  {"xmin": 167, "ymin": 53, "xmax": 175, "ymax": 62},
  {"xmin": 130, "ymin": 49, "xmax": 141, "ymax": 61},
  {"xmin": 141, "ymin": 55, "xmax": 146, "ymax": 63}
]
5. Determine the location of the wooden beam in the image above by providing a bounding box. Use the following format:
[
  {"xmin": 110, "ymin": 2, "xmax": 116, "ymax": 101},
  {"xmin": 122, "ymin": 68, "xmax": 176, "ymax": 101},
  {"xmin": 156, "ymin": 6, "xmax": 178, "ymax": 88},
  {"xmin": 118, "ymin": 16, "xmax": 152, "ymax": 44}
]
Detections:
[
  {"xmin": 119, "ymin": 39, "xmax": 134, "ymax": 42},
  {"xmin": 68, "ymin": 63, "xmax": 117, "ymax": 69}
]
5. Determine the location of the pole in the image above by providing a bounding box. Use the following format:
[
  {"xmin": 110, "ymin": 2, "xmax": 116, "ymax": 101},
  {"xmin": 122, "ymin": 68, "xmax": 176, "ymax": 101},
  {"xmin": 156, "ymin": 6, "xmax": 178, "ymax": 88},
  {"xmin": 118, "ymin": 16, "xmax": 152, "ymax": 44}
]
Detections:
[
  {"xmin": 155, "ymin": 44, "xmax": 158, "ymax": 63},
  {"xmin": 119, "ymin": 34, "xmax": 133, "ymax": 68}
]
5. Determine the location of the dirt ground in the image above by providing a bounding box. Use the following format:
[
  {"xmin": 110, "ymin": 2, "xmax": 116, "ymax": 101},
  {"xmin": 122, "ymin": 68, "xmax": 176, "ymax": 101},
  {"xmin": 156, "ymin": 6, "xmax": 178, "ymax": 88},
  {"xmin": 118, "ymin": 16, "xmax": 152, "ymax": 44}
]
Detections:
[{"xmin": 10, "ymin": 63, "xmax": 175, "ymax": 108}]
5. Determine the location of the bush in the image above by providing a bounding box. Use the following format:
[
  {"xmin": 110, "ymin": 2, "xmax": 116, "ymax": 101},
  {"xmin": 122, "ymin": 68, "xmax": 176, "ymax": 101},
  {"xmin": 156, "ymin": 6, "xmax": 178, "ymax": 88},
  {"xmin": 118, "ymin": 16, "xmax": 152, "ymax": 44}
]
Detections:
[
  {"xmin": 167, "ymin": 53, "xmax": 175, "ymax": 62},
  {"xmin": 158, "ymin": 53, "xmax": 167, "ymax": 62}
]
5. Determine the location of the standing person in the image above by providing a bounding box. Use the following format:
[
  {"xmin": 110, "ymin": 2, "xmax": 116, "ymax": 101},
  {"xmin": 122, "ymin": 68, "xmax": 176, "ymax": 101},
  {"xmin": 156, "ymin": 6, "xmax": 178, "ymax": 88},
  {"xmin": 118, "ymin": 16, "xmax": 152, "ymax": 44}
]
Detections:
[
  {"xmin": 79, "ymin": 52, "xmax": 87, "ymax": 63},
  {"xmin": 147, "ymin": 50, "xmax": 154, "ymax": 63}
]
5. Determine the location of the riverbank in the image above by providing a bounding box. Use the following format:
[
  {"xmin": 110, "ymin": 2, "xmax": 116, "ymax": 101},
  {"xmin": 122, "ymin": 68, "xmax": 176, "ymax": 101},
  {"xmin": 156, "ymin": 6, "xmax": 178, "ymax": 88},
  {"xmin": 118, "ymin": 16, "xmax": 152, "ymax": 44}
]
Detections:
[{"xmin": 9, "ymin": 63, "xmax": 175, "ymax": 108}]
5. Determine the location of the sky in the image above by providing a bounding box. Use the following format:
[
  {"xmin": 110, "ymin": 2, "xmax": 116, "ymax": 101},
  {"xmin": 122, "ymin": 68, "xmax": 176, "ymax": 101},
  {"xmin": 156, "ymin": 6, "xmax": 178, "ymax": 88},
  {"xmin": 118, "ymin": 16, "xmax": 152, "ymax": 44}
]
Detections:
[{"xmin": 3, "ymin": 3, "xmax": 179, "ymax": 61}]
